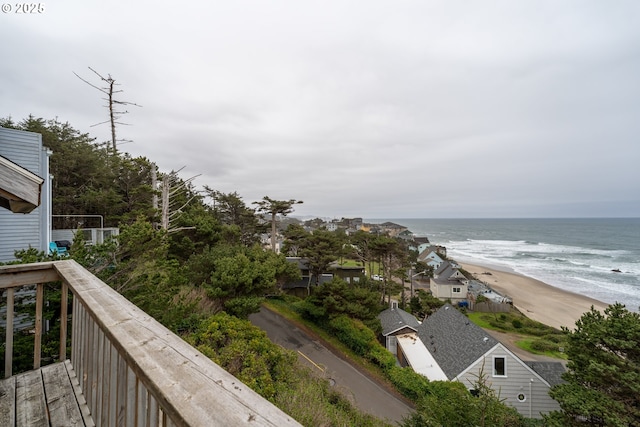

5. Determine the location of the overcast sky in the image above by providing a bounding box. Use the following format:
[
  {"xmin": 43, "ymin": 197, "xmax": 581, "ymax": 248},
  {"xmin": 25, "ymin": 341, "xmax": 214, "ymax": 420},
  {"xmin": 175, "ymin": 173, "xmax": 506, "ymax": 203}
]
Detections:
[{"xmin": 2, "ymin": 1, "xmax": 639, "ymax": 218}]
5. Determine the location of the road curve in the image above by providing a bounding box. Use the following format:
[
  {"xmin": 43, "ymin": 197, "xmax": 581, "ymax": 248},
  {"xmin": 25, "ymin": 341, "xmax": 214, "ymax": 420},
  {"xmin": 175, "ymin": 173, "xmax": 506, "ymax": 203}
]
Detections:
[{"xmin": 249, "ymin": 307, "xmax": 413, "ymax": 425}]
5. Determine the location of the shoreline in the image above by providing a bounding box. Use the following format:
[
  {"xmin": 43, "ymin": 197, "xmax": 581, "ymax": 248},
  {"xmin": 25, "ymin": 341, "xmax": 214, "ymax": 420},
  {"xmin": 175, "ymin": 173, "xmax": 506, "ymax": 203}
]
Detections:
[{"xmin": 460, "ymin": 262, "xmax": 610, "ymax": 330}]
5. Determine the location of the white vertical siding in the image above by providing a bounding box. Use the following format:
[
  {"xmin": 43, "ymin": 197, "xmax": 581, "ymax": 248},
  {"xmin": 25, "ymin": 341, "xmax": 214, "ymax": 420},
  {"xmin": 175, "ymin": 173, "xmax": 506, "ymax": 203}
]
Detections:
[{"xmin": 0, "ymin": 127, "xmax": 50, "ymax": 262}]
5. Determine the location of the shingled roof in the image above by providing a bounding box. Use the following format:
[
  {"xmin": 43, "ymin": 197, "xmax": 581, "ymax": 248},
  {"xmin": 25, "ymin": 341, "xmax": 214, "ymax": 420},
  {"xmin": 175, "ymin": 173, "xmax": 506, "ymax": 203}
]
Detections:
[
  {"xmin": 434, "ymin": 261, "xmax": 462, "ymax": 280},
  {"xmin": 416, "ymin": 304, "xmax": 498, "ymax": 380},
  {"xmin": 379, "ymin": 304, "xmax": 421, "ymax": 336},
  {"xmin": 525, "ymin": 361, "xmax": 566, "ymax": 387}
]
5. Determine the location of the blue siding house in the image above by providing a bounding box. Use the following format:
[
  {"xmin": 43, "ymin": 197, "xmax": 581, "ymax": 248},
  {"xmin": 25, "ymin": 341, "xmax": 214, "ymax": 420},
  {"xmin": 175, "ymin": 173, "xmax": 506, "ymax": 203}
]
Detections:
[{"xmin": 0, "ymin": 127, "xmax": 52, "ymax": 262}]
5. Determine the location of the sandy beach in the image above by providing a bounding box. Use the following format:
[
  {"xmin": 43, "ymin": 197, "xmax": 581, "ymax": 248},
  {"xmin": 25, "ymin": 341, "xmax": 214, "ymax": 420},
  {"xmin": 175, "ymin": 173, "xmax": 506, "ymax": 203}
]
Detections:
[{"xmin": 460, "ymin": 262, "xmax": 611, "ymax": 330}]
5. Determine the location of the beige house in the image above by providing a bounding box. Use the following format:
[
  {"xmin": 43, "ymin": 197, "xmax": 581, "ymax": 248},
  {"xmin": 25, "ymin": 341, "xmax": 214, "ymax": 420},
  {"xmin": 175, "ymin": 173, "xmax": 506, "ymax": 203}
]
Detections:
[{"xmin": 430, "ymin": 261, "xmax": 468, "ymax": 304}]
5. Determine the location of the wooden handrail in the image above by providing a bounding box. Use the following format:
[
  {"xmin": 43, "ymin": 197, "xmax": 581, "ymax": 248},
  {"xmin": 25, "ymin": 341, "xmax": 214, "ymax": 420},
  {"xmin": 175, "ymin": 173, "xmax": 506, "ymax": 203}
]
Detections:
[{"xmin": 1, "ymin": 260, "xmax": 301, "ymax": 426}]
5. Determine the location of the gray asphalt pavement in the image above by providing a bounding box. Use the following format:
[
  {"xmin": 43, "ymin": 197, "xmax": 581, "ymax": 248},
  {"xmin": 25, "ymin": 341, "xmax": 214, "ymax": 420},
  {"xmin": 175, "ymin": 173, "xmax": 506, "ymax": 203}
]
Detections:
[{"xmin": 249, "ymin": 307, "xmax": 413, "ymax": 425}]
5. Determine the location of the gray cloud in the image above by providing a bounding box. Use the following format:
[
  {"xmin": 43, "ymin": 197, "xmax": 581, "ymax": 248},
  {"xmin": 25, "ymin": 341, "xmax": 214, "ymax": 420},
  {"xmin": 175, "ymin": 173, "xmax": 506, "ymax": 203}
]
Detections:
[{"xmin": 2, "ymin": 0, "xmax": 639, "ymax": 218}]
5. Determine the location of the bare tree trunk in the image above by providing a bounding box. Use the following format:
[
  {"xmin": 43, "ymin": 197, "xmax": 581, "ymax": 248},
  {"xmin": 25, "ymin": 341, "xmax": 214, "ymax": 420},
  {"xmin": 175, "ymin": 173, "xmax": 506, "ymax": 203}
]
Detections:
[
  {"xmin": 108, "ymin": 80, "xmax": 116, "ymax": 151},
  {"xmin": 271, "ymin": 212, "xmax": 277, "ymax": 252},
  {"xmin": 73, "ymin": 67, "xmax": 141, "ymax": 152}
]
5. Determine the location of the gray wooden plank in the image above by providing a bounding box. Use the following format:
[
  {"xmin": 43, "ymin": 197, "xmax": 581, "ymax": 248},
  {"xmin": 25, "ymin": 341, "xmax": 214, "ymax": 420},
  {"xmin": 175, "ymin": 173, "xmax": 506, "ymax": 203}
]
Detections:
[
  {"xmin": 0, "ymin": 263, "xmax": 59, "ymax": 290},
  {"xmin": 64, "ymin": 360, "xmax": 95, "ymax": 427},
  {"xmin": 0, "ymin": 376, "xmax": 16, "ymax": 427},
  {"xmin": 41, "ymin": 363, "xmax": 84, "ymax": 427},
  {"xmin": 54, "ymin": 259, "xmax": 302, "ymax": 426},
  {"xmin": 15, "ymin": 369, "xmax": 47, "ymax": 427}
]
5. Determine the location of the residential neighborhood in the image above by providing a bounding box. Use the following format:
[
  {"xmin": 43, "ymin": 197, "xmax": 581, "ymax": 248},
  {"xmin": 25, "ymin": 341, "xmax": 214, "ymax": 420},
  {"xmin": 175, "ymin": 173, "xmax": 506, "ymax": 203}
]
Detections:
[
  {"xmin": 0, "ymin": 124, "xmax": 564, "ymax": 424},
  {"xmin": 4, "ymin": 122, "xmax": 628, "ymax": 425}
]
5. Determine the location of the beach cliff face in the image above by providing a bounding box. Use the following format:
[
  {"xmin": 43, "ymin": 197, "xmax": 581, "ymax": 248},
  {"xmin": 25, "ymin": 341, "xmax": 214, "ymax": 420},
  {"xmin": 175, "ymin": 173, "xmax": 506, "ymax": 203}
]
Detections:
[{"xmin": 461, "ymin": 262, "xmax": 610, "ymax": 330}]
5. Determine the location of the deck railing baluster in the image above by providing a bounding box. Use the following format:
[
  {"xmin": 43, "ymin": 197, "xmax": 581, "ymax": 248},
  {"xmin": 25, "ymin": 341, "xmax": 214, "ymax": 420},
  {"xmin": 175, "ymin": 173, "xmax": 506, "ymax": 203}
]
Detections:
[
  {"xmin": 1, "ymin": 260, "xmax": 302, "ymax": 426},
  {"xmin": 4, "ymin": 287, "xmax": 14, "ymax": 378},
  {"xmin": 33, "ymin": 283, "xmax": 43, "ymax": 370},
  {"xmin": 59, "ymin": 282, "xmax": 68, "ymax": 361}
]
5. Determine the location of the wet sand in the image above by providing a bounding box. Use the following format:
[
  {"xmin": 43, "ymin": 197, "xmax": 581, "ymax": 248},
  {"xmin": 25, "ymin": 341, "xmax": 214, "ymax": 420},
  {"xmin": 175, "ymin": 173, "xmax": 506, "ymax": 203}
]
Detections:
[{"xmin": 460, "ymin": 262, "xmax": 610, "ymax": 330}]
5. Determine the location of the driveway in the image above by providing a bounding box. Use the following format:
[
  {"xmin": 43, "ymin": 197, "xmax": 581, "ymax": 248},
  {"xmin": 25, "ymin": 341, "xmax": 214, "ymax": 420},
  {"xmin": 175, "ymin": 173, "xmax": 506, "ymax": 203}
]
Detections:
[{"xmin": 249, "ymin": 307, "xmax": 413, "ymax": 425}]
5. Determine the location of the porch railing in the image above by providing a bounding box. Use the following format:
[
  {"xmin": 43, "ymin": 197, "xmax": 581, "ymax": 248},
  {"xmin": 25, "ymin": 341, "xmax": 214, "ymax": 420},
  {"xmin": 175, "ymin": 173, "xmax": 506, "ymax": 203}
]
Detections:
[{"xmin": 1, "ymin": 260, "xmax": 301, "ymax": 426}]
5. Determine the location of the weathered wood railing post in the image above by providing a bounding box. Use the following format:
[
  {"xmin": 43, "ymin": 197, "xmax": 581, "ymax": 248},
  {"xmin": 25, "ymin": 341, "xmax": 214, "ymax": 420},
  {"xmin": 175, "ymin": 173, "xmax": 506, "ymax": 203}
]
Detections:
[
  {"xmin": 33, "ymin": 283, "xmax": 44, "ymax": 370},
  {"xmin": 59, "ymin": 281, "xmax": 69, "ymax": 362},
  {"xmin": 1, "ymin": 260, "xmax": 303, "ymax": 426},
  {"xmin": 4, "ymin": 287, "xmax": 14, "ymax": 378}
]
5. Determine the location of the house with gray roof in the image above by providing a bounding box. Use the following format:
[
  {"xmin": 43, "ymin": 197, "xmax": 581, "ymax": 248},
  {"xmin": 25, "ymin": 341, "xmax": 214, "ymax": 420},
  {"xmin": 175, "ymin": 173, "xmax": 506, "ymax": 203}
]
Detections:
[
  {"xmin": 417, "ymin": 249, "xmax": 444, "ymax": 270},
  {"xmin": 379, "ymin": 301, "xmax": 421, "ymax": 339},
  {"xmin": 378, "ymin": 304, "xmax": 563, "ymax": 419},
  {"xmin": 430, "ymin": 261, "xmax": 468, "ymax": 304}
]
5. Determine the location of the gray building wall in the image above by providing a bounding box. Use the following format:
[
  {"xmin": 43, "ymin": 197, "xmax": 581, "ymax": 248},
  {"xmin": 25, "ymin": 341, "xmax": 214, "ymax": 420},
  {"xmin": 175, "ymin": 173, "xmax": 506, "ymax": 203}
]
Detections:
[
  {"xmin": 0, "ymin": 127, "xmax": 52, "ymax": 262},
  {"xmin": 456, "ymin": 345, "xmax": 560, "ymax": 419}
]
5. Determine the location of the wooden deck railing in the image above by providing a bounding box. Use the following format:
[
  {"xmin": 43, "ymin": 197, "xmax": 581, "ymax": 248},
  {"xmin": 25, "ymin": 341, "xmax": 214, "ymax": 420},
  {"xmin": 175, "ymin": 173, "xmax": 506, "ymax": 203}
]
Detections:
[{"xmin": 1, "ymin": 260, "xmax": 301, "ymax": 426}]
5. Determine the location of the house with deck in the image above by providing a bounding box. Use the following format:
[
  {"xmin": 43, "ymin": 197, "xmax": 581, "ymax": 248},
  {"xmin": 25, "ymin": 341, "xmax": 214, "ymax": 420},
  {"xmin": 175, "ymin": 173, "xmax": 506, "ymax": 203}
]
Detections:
[
  {"xmin": 378, "ymin": 304, "xmax": 564, "ymax": 419},
  {"xmin": 0, "ymin": 127, "xmax": 52, "ymax": 262}
]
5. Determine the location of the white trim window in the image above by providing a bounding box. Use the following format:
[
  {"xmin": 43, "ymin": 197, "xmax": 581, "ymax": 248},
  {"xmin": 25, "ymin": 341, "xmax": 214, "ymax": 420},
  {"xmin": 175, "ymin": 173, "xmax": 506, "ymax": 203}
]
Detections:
[
  {"xmin": 452, "ymin": 287, "xmax": 461, "ymax": 293},
  {"xmin": 493, "ymin": 356, "xmax": 507, "ymax": 377}
]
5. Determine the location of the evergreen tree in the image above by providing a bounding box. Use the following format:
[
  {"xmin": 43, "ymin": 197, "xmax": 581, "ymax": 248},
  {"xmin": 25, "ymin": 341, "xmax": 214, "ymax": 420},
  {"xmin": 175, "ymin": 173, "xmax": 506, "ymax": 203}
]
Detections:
[
  {"xmin": 545, "ymin": 303, "xmax": 640, "ymax": 426},
  {"xmin": 253, "ymin": 196, "xmax": 302, "ymax": 252},
  {"xmin": 297, "ymin": 229, "xmax": 342, "ymax": 293}
]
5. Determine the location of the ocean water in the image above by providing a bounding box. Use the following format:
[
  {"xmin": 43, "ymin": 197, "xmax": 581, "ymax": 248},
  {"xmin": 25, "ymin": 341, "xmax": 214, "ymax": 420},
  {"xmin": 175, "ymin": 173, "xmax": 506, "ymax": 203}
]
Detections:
[{"xmin": 372, "ymin": 218, "xmax": 640, "ymax": 311}]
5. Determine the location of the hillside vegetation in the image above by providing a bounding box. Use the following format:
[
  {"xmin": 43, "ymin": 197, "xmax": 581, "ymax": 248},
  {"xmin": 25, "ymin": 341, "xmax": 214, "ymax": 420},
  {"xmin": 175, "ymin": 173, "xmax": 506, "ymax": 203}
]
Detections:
[{"xmin": 5, "ymin": 116, "xmax": 637, "ymax": 426}]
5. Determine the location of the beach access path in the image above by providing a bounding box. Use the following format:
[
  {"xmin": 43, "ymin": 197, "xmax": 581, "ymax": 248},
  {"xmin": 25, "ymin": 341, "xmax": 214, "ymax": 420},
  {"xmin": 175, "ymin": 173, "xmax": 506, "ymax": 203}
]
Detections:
[{"xmin": 461, "ymin": 262, "xmax": 610, "ymax": 331}]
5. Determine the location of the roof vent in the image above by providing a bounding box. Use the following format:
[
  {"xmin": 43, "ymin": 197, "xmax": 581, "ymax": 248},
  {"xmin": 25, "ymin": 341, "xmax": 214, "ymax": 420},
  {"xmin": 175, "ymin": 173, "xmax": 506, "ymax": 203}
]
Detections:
[{"xmin": 483, "ymin": 337, "xmax": 489, "ymax": 342}]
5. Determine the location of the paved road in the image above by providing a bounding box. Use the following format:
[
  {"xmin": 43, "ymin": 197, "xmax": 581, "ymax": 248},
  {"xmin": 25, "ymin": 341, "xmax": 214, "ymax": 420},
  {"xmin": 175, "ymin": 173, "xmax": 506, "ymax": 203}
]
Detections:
[{"xmin": 249, "ymin": 307, "xmax": 413, "ymax": 424}]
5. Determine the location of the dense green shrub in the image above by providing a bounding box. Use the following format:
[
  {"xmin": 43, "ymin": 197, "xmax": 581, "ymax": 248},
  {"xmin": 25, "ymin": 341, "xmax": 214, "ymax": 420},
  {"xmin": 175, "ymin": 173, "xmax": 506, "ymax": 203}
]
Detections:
[
  {"xmin": 188, "ymin": 312, "xmax": 296, "ymax": 399},
  {"xmin": 367, "ymin": 344, "xmax": 397, "ymax": 372},
  {"xmin": 328, "ymin": 315, "xmax": 377, "ymax": 356},
  {"xmin": 387, "ymin": 366, "xmax": 432, "ymax": 401},
  {"xmin": 295, "ymin": 299, "xmax": 327, "ymax": 323},
  {"xmin": 530, "ymin": 339, "xmax": 561, "ymax": 353}
]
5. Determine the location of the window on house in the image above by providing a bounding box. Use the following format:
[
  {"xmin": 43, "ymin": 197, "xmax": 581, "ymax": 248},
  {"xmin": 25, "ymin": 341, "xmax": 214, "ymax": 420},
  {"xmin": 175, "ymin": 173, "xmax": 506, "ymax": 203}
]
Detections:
[
  {"xmin": 453, "ymin": 287, "xmax": 461, "ymax": 293},
  {"xmin": 493, "ymin": 356, "xmax": 506, "ymax": 377}
]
